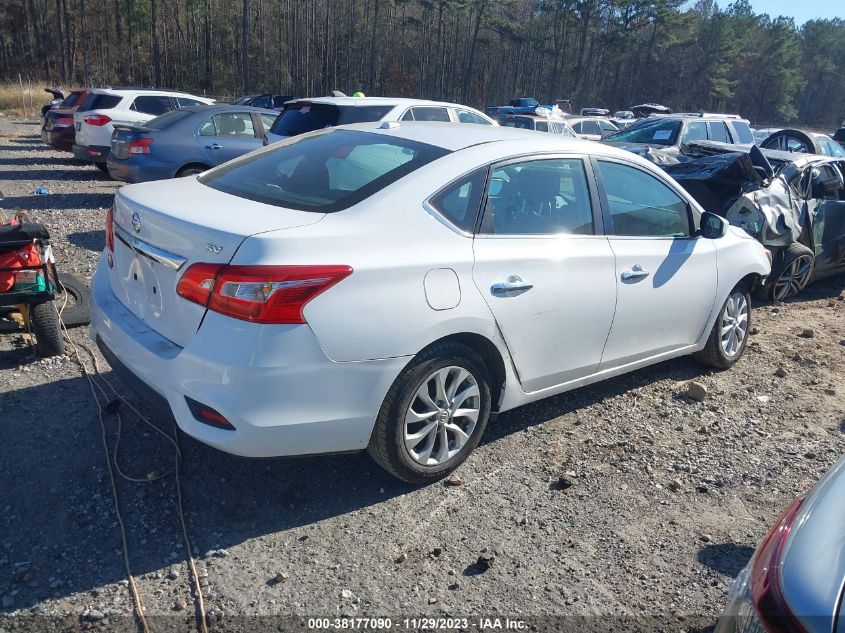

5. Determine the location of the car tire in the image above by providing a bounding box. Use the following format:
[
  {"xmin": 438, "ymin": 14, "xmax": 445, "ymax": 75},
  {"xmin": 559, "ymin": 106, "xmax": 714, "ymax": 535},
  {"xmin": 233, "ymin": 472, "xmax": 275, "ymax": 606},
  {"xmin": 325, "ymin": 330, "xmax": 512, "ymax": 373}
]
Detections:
[
  {"xmin": 769, "ymin": 243, "xmax": 815, "ymax": 302},
  {"xmin": 95, "ymin": 162, "xmax": 109, "ymax": 173},
  {"xmin": 176, "ymin": 165, "xmax": 209, "ymax": 178},
  {"xmin": 367, "ymin": 342, "xmax": 492, "ymax": 484},
  {"xmin": 29, "ymin": 300, "xmax": 65, "ymax": 357},
  {"xmin": 760, "ymin": 129, "xmax": 821, "ymax": 155},
  {"xmin": 693, "ymin": 286, "xmax": 751, "ymax": 370},
  {"xmin": 55, "ymin": 273, "xmax": 91, "ymax": 328}
]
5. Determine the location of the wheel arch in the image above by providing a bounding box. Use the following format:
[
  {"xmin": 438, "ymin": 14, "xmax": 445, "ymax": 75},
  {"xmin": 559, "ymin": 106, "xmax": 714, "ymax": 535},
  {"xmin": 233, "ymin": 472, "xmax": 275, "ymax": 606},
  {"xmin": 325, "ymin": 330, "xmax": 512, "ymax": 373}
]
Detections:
[
  {"xmin": 418, "ymin": 332, "xmax": 508, "ymax": 412},
  {"xmin": 176, "ymin": 162, "xmax": 212, "ymax": 178}
]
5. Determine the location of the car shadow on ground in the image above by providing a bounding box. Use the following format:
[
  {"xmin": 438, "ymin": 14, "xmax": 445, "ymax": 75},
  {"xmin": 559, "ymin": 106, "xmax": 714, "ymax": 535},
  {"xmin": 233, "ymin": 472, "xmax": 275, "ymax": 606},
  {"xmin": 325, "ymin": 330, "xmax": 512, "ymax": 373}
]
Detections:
[
  {"xmin": 697, "ymin": 543, "xmax": 755, "ymax": 577},
  {"xmin": 780, "ymin": 273, "xmax": 845, "ymax": 304},
  {"xmin": 0, "ymin": 344, "xmax": 722, "ymax": 608},
  {"xmin": 0, "ymin": 156, "xmax": 80, "ymax": 168},
  {"xmin": 0, "ymin": 168, "xmax": 110, "ymax": 182},
  {"xmin": 67, "ymin": 230, "xmax": 105, "ymax": 252},
  {"xmin": 2, "ymin": 192, "xmax": 114, "ymax": 212}
]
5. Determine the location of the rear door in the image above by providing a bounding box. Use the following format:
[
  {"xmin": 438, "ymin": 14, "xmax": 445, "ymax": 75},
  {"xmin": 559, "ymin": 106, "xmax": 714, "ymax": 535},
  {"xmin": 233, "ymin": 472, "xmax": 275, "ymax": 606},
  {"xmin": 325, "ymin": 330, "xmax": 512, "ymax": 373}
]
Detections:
[
  {"xmin": 594, "ymin": 158, "xmax": 717, "ymax": 368},
  {"xmin": 472, "ymin": 155, "xmax": 617, "ymax": 392},
  {"xmin": 198, "ymin": 111, "xmax": 263, "ymax": 165}
]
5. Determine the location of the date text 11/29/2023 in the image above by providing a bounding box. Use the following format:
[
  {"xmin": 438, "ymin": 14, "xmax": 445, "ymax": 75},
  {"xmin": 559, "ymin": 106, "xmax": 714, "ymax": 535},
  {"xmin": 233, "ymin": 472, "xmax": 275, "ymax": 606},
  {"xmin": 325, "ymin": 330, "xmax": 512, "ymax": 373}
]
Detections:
[{"xmin": 306, "ymin": 617, "xmax": 528, "ymax": 630}]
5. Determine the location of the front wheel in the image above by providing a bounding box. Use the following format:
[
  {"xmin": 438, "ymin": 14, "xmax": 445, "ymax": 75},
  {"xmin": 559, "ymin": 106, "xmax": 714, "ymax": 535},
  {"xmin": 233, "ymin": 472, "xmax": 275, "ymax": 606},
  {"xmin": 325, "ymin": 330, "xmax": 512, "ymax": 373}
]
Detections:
[
  {"xmin": 367, "ymin": 342, "xmax": 492, "ymax": 484},
  {"xmin": 770, "ymin": 243, "xmax": 814, "ymax": 301},
  {"xmin": 693, "ymin": 287, "xmax": 751, "ymax": 370}
]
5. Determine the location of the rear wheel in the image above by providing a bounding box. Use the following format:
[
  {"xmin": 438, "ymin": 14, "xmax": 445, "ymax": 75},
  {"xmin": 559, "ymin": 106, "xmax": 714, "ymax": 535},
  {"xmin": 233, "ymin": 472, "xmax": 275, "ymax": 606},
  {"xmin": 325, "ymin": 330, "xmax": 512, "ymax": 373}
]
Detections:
[
  {"xmin": 760, "ymin": 129, "xmax": 821, "ymax": 155},
  {"xmin": 770, "ymin": 243, "xmax": 814, "ymax": 301},
  {"xmin": 95, "ymin": 162, "xmax": 109, "ymax": 173},
  {"xmin": 368, "ymin": 342, "xmax": 492, "ymax": 484},
  {"xmin": 29, "ymin": 300, "xmax": 65, "ymax": 356},
  {"xmin": 176, "ymin": 164, "xmax": 209, "ymax": 178},
  {"xmin": 693, "ymin": 287, "xmax": 751, "ymax": 370}
]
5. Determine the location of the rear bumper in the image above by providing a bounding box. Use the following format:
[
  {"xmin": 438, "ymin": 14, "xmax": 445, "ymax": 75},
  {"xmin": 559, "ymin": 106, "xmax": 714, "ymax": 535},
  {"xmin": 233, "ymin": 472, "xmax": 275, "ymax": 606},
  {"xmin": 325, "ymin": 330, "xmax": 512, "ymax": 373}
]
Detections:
[
  {"xmin": 89, "ymin": 257, "xmax": 407, "ymax": 458},
  {"xmin": 106, "ymin": 154, "xmax": 173, "ymax": 184},
  {"xmin": 73, "ymin": 143, "xmax": 110, "ymax": 163},
  {"xmin": 43, "ymin": 126, "xmax": 75, "ymax": 152}
]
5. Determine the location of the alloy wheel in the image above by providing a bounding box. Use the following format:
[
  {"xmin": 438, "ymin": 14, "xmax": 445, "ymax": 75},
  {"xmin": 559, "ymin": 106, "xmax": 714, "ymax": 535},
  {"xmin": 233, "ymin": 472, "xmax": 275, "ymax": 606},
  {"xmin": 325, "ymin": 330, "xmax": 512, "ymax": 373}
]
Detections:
[
  {"xmin": 773, "ymin": 255, "xmax": 813, "ymax": 301},
  {"xmin": 720, "ymin": 291, "xmax": 749, "ymax": 358},
  {"xmin": 403, "ymin": 366, "xmax": 480, "ymax": 466}
]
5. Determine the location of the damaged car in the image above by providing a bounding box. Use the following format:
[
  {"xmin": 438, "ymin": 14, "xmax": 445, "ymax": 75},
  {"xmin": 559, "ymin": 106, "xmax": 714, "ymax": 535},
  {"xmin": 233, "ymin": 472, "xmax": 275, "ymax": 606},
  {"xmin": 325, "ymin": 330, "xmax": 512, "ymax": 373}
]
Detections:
[{"xmin": 660, "ymin": 144, "xmax": 845, "ymax": 301}]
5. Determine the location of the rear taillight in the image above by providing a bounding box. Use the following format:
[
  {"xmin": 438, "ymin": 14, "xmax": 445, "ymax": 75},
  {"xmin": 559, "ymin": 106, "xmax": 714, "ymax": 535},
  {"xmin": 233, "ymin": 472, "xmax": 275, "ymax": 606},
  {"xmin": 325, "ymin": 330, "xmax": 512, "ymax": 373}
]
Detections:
[
  {"xmin": 83, "ymin": 114, "xmax": 111, "ymax": 126},
  {"xmin": 749, "ymin": 495, "xmax": 807, "ymax": 633},
  {"xmin": 55, "ymin": 117, "xmax": 74, "ymax": 127},
  {"xmin": 105, "ymin": 207, "xmax": 114, "ymax": 268},
  {"xmin": 128, "ymin": 138, "xmax": 153, "ymax": 155},
  {"xmin": 176, "ymin": 264, "xmax": 352, "ymax": 324}
]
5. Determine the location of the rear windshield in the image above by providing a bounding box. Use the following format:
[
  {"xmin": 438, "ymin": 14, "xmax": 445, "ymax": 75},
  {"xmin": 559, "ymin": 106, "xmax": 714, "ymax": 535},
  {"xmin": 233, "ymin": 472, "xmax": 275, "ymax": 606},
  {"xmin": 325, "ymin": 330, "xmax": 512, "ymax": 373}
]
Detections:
[
  {"xmin": 61, "ymin": 91, "xmax": 85, "ymax": 108},
  {"xmin": 78, "ymin": 93, "xmax": 122, "ymax": 112},
  {"xmin": 500, "ymin": 117, "xmax": 533, "ymax": 129},
  {"xmin": 270, "ymin": 103, "xmax": 395, "ymax": 137},
  {"xmin": 199, "ymin": 129, "xmax": 448, "ymax": 212},
  {"xmin": 145, "ymin": 110, "xmax": 193, "ymax": 130},
  {"xmin": 604, "ymin": 118, "xmax": 681, "ymax": 145}
]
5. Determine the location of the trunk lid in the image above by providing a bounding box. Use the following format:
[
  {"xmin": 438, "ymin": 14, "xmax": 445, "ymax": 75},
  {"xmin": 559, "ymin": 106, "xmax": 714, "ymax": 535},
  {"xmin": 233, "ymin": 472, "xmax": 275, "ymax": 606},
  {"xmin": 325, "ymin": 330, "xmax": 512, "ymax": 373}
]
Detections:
[
  {"xmin": 111, "ymin": 125, "xmax": 149, "ymax": 160},
  {"xmin": 109, "ymin": 177, "xmax": 325, "ymax": 347}
]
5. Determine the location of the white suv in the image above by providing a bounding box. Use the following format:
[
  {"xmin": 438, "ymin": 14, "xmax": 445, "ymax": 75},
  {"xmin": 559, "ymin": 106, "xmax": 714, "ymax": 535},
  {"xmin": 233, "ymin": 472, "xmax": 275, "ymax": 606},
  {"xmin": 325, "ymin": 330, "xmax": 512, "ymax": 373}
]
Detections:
[
  {"xmin": 73, "ymin": 88, "xmax": 214, "ymax": 169},
  {"xmin": 266, "ymin": 97, "xmax": 497, "ymax": 142}
]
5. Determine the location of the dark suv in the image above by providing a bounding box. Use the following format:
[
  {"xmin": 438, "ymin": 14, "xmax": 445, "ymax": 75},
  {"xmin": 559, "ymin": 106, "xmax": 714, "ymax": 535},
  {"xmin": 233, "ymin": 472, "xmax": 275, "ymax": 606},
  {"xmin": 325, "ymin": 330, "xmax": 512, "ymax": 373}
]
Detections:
[{"xmin": 40, "ymin": 90, "xmax": 90, "ymax": 152}]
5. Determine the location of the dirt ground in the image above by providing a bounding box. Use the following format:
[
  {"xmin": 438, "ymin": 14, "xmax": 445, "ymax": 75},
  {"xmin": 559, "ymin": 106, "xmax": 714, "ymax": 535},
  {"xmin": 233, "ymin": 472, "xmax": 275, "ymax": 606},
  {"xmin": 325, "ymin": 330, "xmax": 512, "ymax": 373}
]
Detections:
[{"xmin": 0, "ymin": 117, "xmax": 843, "ymax": 632}]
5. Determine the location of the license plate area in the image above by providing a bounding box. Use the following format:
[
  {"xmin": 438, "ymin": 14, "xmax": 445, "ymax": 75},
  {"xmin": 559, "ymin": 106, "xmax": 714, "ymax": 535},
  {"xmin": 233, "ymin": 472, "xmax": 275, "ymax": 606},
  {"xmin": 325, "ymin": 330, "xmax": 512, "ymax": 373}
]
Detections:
[{"xmin": 75, "ymin": 121, "xmax": 81, "ymax": 131}]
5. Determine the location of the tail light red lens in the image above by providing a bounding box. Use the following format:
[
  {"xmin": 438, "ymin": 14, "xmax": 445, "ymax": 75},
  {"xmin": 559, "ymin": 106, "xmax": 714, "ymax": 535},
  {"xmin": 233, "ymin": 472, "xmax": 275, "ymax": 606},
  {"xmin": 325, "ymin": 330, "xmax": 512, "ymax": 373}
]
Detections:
[
  {"xmin": 128, "ymin": 138, "xmax": 153, "ymax": 155},
  {"xmin": 83, "ymin": 114, "xmax": 111, "ymax": 126},
  {"xmin": 55, "ymin": 117, "xmax": 74, "ymax": 127},
  {"xmin": 176, "ymin": 264, "xmax": 352, "ymax": 324},
  {"xmin": 749, "ymin": 495, "xmax": 807, "ymax": 633}
]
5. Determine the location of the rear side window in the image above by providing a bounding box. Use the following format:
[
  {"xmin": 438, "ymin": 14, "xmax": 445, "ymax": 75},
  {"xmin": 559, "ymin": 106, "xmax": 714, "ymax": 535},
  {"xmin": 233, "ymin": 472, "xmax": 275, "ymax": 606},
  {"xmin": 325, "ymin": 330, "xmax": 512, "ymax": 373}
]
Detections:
[
  {"xmin": 131, "ymin": 95, "xmax": 174, "ymax": 116},
  {"xmin": 78, "ymin": 93, "xmax": 122, "ymax": 112},
  {"xmin": 270, "ymin": 104, "xmax": 393, "ymax": 136},
  {"xmin": 429, "ymin": 169, "xmax": 486, "ymax": 232},
  {"xmin": 175, "ymin": 97, "xmax": 206, "ymax": 108},
  {"xmin": 409, "ymin": 107, "xmax": 450, "ymax": 122},
  {"xmin": 456, "ymin": 110, "xmax": 491, "ymax": 125},
  {"xmin": 683, "ymin": 121, "xmax": 708, "ymax": 142},
  {"xmin": 535, "ymin": 121, "xmax": 548, "ymax": 132},
  {"xmin": 730, "ymin": 121, "xmax": 754, "ymax": 144},
  {"xmin": 199, "ymin": 129, "xmax": 449, "ymax": 212},
  {"xmin": 210, "ymin": 112, "xmax": 255, "ymax": 138},
  {"xmin": 707, "ymin": 121, "xmax": 731, "ymax": 143}
]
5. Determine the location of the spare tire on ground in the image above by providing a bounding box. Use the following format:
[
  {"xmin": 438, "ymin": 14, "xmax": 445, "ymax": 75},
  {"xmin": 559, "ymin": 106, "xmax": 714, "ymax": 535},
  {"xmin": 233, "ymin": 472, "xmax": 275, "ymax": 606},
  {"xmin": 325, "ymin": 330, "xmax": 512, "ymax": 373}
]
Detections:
[{"xmin": 54, "ymin": 272, "xmax": 91, "ymax": 328}]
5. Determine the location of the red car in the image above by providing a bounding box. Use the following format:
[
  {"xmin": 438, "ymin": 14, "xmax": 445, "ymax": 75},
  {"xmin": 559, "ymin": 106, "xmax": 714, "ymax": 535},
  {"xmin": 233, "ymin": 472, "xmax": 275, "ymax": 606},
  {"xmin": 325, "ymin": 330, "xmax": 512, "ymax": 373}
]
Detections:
[{"xmin": 40, "ymin": 90, "xmax": 90, "ymax": 152}]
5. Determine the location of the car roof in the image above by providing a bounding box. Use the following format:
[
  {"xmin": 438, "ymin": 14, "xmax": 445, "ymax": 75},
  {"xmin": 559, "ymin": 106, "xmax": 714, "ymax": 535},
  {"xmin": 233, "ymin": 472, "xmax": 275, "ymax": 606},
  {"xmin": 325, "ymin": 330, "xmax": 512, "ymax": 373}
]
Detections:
[
  {"xmin": 336, "ymin": 121, "xmax": 628, "ymax": 155},
  {"xmin": 87, "ymin": 87, "xmax": 211, "ymax": 99},
  {"xmin": 288, "ymin": 96, "xmax": 480, "ymax": 110},
  {"xmin": 177, "ymin": 104, "xmax": 277, "ymax": 115}
]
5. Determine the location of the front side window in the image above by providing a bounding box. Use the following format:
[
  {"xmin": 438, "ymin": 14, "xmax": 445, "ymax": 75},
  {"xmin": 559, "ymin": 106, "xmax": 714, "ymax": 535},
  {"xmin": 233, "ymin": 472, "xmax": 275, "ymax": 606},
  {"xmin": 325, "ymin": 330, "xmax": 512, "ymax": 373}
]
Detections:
[
  {"xmin": 131, "ymin": 95, "xmax": 173, "ymax": 116},
  {"xmin": 259, "ymin": 113, "xmax": 279, "ymax": 131},
  {"xmin": 597, "ymin": 160, "xmax": 691, "ymax": 237},
  {"xmin": 482, "ymin": 158, "xmax": 594, "ymax": 235},
  {"xmin": 599, "ymin": 120, "xmax": 618, "ymax": 133},
  {"xmin": 211, "ymin": 112, "xmax": 256, "ymax": 138},
  {"xmin": 731, "ymin": 121, "xmax": 754, "ymax": 144},
  {"xmin": 428, "ymin": 169, "xmax": 486, "ymax": 232},
  {"xmin": 410, "ymin": 107, "xmax": 451, "ymax": 122},
  {"xmin": 199, "ymin": 129, "xmax": 449, "ymax": 212},
  {"xmin": 535, "ymin": 121, "xmax": 548, "ymax": 132},
  {"xmin": 456, "ymin": 110, "xmax": 490, "ymax": 125},
  {"xmin": 251, "ymin": 95, "xmax": 272, "ymax": 108}
]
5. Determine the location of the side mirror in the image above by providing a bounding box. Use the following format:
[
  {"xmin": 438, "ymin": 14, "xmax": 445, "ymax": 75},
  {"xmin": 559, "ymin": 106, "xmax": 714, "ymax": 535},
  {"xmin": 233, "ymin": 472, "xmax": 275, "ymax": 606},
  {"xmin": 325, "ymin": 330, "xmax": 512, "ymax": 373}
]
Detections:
[{"xmin": 700, "ymin": 211, "xmax": 728, "ymax": 239}]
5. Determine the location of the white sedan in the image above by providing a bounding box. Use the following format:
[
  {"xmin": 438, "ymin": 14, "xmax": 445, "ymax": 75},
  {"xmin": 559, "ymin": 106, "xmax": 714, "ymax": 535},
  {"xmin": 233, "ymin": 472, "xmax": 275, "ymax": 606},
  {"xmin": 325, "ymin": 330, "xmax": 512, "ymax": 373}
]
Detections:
[{"xmin": 90, "ymin": 123, "xmax": 771, "ymax": 483}]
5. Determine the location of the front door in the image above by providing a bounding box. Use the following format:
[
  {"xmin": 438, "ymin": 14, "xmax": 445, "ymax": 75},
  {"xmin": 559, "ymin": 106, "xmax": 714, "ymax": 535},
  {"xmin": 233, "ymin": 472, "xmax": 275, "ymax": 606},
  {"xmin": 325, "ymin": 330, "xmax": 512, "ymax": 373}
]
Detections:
[
  {"xmin": 593, "ymin": 158, "xmax": 718, "ymax": 368},
  {"xmin": 472, "ymin": 156, "xmax": 617, "ymax": 392},
  {"xmin": 198, "ymin": 111, "xmax": 263, "ymax": 165}
]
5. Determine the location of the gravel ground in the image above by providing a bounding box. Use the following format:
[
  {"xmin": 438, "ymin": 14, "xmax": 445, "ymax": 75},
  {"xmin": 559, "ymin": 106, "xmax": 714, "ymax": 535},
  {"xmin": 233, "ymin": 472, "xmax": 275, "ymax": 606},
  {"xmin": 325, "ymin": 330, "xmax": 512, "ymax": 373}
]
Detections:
[{"xmin": 0, "ymin": 117, "xmax": 844, "ymax": 632}]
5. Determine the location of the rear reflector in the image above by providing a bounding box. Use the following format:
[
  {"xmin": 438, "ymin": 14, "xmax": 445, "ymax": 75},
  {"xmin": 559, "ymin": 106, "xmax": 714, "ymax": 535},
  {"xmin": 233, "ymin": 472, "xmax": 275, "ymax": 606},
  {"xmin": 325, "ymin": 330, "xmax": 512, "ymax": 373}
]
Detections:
[
  {"xmin": 749, "ymin": 495, "xmax": 807, "ymax": 633},
  {"xmin": 105, "ymin": 207, "xmax": 114, "ymax": 266},
  {"xmin": 176, "ymin": 264, "xmax": 352, "ymax": 324},
  {"xmin": 185, "ymin": 397, "xmax": 235, "ymax": 430},
  {"xmin": 83, "ymin": 114, "xmax": 112, "ymax": 126}
]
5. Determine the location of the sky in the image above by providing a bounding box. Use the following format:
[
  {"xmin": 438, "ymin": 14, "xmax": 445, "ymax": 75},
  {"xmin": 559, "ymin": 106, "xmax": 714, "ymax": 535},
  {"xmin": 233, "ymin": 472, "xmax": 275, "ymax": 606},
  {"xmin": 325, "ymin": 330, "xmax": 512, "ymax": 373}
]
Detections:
[{"xmin": 747, "ymin": 0, "xmax": 842, "ymax": 25}]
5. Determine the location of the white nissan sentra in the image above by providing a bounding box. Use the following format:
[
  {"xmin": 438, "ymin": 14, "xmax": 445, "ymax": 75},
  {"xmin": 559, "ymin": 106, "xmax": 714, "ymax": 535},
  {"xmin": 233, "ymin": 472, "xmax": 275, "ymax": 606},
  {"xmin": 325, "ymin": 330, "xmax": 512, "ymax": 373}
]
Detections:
[{"xmin": 90, "ymin": 122, "xmax": 771, "ymax": 483}]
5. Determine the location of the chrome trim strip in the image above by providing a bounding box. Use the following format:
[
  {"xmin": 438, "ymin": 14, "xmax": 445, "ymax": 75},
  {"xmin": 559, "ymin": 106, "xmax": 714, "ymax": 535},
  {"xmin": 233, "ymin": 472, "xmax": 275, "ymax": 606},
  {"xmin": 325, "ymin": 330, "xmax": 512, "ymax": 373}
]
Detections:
[{"xmin": 114, "ymin": 223, "xmax": 187, "ymax": 271}]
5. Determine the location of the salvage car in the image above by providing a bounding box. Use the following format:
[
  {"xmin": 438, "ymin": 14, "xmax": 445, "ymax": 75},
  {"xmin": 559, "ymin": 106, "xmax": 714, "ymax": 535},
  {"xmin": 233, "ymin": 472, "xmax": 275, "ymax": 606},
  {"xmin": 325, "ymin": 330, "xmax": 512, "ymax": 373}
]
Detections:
[
  {"xmin": 715, "ymin": 456, "xmax": 845, "ymax": 633},
  {"xmin": 497, "ymin": 113, "xmax": 576, "ymax": 136},
  {"xmin": 90, "ymin": 123, "xmax": 769, "ymax": 483},
  {"xmin": 661, "ymin": 143, "xmax": 845, "ymax": 300},
  {"xmin": 566, "ymin": 116, "xmax": 618, "ymax": 141},
  {"xmin": 759, "ymin": 128, "xmax": 845, "ymax": 158},
  {"xmin": 107, "ymin": 104, "xmax": 279, "ymax": 183}
]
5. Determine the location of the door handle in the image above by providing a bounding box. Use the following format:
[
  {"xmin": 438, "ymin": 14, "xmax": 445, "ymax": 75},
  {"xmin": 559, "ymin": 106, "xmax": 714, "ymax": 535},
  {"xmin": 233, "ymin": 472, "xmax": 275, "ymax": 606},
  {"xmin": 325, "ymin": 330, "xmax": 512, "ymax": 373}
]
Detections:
[
  {"xmin": 491, "ymin": 276, "xmax": 533, "ymax": 296},
  {"xmin": 205, "ymin": 143, "xmax": 222, "ymax": 150},
  {"xmin": 621, "ymin": 264, "xmax": 650, "ymax": 282}
]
